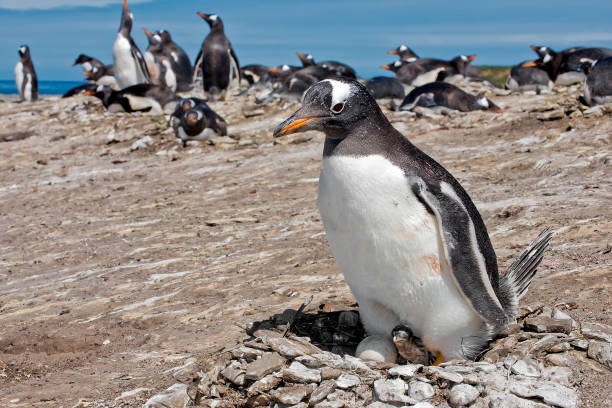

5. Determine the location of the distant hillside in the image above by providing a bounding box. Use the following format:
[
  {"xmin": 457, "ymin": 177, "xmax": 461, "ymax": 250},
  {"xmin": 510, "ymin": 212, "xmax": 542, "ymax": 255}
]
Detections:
[{"xmin": 477, "ymin": 65, "xmax": 511, "ymax": 87}]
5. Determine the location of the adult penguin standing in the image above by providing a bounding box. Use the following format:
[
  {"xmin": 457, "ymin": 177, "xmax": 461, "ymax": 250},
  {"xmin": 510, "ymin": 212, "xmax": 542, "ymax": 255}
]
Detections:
[
  {"xmin": 193, "ymin": 12, "xmax": 240, "ymax": 100},
  {"xmin": 14, "ymin": 45, "xmax": 38, "ymax": 102},
  {"xmin": 112, "ymin": 0, "xmax": 150, "ymax": 88}
]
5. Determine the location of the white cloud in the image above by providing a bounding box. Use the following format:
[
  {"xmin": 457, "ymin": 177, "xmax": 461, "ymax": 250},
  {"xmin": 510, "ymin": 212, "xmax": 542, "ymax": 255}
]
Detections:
[{"xmin": 0, "ymin": 0, "xmax": 152, "ymax": 10}]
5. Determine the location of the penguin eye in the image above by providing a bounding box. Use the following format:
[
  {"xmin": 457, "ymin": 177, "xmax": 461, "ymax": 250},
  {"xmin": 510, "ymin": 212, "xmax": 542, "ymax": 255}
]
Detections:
[{"xmin": 331, "ymin": 102, "xmax": 344, "ymax": 114}]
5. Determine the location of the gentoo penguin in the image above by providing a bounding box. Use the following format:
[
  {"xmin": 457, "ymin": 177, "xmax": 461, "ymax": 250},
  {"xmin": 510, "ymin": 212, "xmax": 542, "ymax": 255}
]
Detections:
[
  {"xmin": 62, "ymin": 83, "xmax": 98, "ymax": 98},
  {"xmin": 143, "ymin": 28, "xmax": 178, "ymax": 91},
  {"xmin": 392, "ymin": 325, "xmax": 435, "ymax": 365},
  {"xmin": 240, "ymin": 64, "xmax": 270, "ymax": 85},
  {"xmin": 87, "ymin": 84, "xmax": 177, "ymax": 115},
  {"xmin": 73, "ymin": 54, "xmax": 118, "ymax": 89},
  {"xmin": 174, "ymin": 103, "xmax": 228, "ymax": 147},
  {"xmin": 399, "ymin": 82, "xmax": 503, "ymax": 113},
  {"xmin": 295, "ymin": 52, "xmax": 357, "ymax": 79},
  {"xmin": 168, "ymin": 97, "xmax": 208, "ymax": 129},
  {"xmin": 112, "ymin": 0, "xmax": 150, "ymax": 88},
  {"xmin": 505, "ymin": 63, "xmax": 552, "ymax": 92},
  {"xmin": 14, "ymin": 45, "xmax": 38, "ymax": 102},
  {"xmin": 157, "ymin": 30, "xmax": 192, "ymax": 91},
  {"xmin": 382, "ymin": 55, "xmax": 476, "ymax": 86},
  {"xmin": 581, "ymin": 56, "xmax": 612, "ymax": 106},
  {"xmin": 365, "ymin": 76, "xmax": 405, "ymax": 100},
  {"xmin": 526, "ymin": 46, "xmax": 612, "ymax": 85},
  {"xmin": 273, "ymin": 78, "xmax": 552, "ymax": 363},
  {"xmin": 388, "ymin": 45, "xmax": 419, "ymax": 62},
  {"xmin": 193, "ymin": 12, "xmax": 240, "ymax": 99}
]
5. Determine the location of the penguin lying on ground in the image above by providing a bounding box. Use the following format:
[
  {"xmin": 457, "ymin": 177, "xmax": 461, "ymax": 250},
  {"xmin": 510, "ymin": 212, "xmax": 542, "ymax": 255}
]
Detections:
[
  {"xmin": 112, "ymin": 0, "xmax": 150, "ymax": 88},
  {"xmin": 388, "ymin": 47, "xmax": 486, "ymax": 82},
  {"xmin": 274, "ymin": 78, "xmax": 551, "ymax": 363},
  {"xmin": 505, "ymin": 63, "xmax": 552, "ymax": 92},
  {"xmin": 87, "ymin": 84, "xmax": 177, "ymax": 114},
  {"xmin": 173, "ymin": 101, "xmax": 228, "ymax": 147},
  {"xmin": 388, "ymin": 45, "xmax": 419, "ymax": 62},
  {"xmin": 168, "ymin": 97, "xmax": 208, "ymax": 129},
  {"xmin": 14, "ymin": 45, "xmax": 38, "ymax": 102},
  {"xmin": 295, "ymin": 52, "xmax": 357, "ymax": 79},
  {"xmin": 364, "ymin": 76, "xmax": 405, "ymax": 100},
  {"xmin": 63, "ymin": 83, "xmax": 98, "ymax": 98},
  {"xmin": 240, "ymin": 64, "xmax": 270, "ymax": 86},
  {"xmin": 382, "ymin": 55, "xmax": 477, "ymax": 86},
  {"xmin": 193, "ymin": 12, "xmax": 240, "ymax": 100},
  {"xmin": 399, "ymin": 82, "xmax": 503, "ymax": 113},
  {"xmin": 579, "ymin": 56, "xmax": 612, "ymax": 106}
]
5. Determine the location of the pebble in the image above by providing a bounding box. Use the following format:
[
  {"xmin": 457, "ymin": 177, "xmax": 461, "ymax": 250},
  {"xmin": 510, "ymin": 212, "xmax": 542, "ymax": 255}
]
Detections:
[
  {"xmin": 449, "ymin": 383, "xmax": 480, "ymax": 406},
  {"xmin": 546, "ymin": 352, "xmax": 572, "ymax": 366},
  {"xmin": 283, "ymin": 361, "xmax": 321, "ymax": 383},
  {"xmin": 220, "ymin": 361, "xmax": 245, "ymax": 386},
  {"xmin": 570, "ymin": 339, "xmax": 589, "ymax": 351},
  {"xmin": 245, "ymin": 352, "xmax": 286, "ymax": 381},
  {"xmin": 247, "ymin": 374, "xmax": 282, "ymax": 396},
  {"xmin": 511, "ymin": 358, "xmax": 541, "ymax": 377},
  {"xmin": 308, "ymin": 380, "xmax": 337, "ymax": 405},
  {"xmin": 320, "ymin": 366, "xmax": 343, "ymax": 380},
  {"xmin": 587, "ymin": 340, "xmax": 612, "ymax": 369},
  {"xmin": 509, "ymin": 378, "xmax": 579, "ymax": 408},
  {"xmin": 426, "ymin": 366, "xmax": 464, "ymax": 383},
  {"xmin": 524, "ymin": 317, "xmax": 572, "ymax": 334},
  {"xmin": 549, "ymin": 342, "xmax": 571, "ymax": 353},
  {"xmin": 489, "ymin": 391, "xmax": 550, "ymax": 408},
  {"xmin": 143, "ymin": 383, "xmax": 190, "ymax": 408},
  {"xmin": 130, "ymin": 136, "xmax": 154, "ymax": 151},
  {"xmin": 542, "ymin": 366, "xmax": 571, "ymax": 386},
  {"xmin": 270, "ymin": 384, "xmax": 315, "ymax": 405},
  {"xmin": 373, "ymin": 378, "xmax": 416, "ymax": 405},
  {"xmin": 335, "ymin": 373, "xmax": 361, "ymax": 389},
  {"xmin": 536, "ymin": 109, "xmax": 564, "ymax": 121},
  {"xmin": 388, "ymin": 363, "xmax": 422, "ymax": 378},
  {"xmin": 408, "ymin": 381, "xmax": 435, "ymax": 401},
  {"xmin": 581, "ymin": 322, "xmax": 612, "ymax": 343}
]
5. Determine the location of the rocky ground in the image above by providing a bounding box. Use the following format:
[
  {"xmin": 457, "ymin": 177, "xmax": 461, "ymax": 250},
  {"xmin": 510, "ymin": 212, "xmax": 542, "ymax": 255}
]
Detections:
[{"xmin": 0, "ymin": 81, "xmax": 610, "ymax": 407}]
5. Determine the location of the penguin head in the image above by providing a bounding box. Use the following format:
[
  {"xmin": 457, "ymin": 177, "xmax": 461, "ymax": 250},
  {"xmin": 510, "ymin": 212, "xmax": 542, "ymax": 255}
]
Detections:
[
  {"xmin": 18, "ymin": 45, "xmax": 30, "ymax": 61},
  {"xmin": 274, "ymin": 78, "xmax": 382, "ymax": 140},
  {"xmin": 530, "ymin": 45, "xmax": 555, "ymax": 59},
  {"xmin": 197, "ymin": 12, "xmax": 223, "ymax": 31},
  {"xmin": 119, "ymin": 0, "xmax": 134, "ymax": 34},
  {"xmin": 475, "ymin": 96, "xmax": 504, "ymax": 113},
  {"xmin": 388, "ymin": 45, "xmax": 419, "ymax": 61},
  {"xmin": 158, "ymin": 30, "xmax": 172, "ymax": 44},
  {"xmin": 73, "ymin": 54, "xmax": 92, "ymax": 66},
  {"xmin": 296, "ymin": 52, "xmax": 315, "ymax": 67},
  {"xmin": 578, "ymin": 57, "xmax": 596, "ymax": 74},
  {"xmin": 380, "ymin": 60, "xmax": 404, "ymax": 72},
  {"xmin": 452, "ymin": 55, "xmax": 477, "ymax": 74}
]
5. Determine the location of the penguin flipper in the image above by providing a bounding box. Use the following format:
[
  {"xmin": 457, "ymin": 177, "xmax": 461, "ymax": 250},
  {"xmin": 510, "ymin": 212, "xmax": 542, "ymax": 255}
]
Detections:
[
  {"xmin": 411, "ymin": 180, "xmax": 509, "ymax": 329},
  {"xmin": 130, "ymin": 40, "xmax": 151, "ymax": 83},
  {"xmin": 228, "ymin": 46, "xmax": 241, "ymax": 86}
]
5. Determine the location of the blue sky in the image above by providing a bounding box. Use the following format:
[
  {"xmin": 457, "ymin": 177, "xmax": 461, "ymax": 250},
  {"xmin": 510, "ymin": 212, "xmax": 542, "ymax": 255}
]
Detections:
[{"xmin": 1, "ymin": 0, "xmax": 611, "ymax": 81}]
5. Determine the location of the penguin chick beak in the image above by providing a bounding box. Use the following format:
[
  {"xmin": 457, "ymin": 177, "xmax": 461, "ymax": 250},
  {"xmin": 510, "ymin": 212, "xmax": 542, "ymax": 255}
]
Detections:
[
  {"xmin": 273, "ymin": 113, "xmax": 317, "ymax": 137},
  {"xmin": 522, "ymin": 61, "xmax": 537, "ymax": 68},
  {"xmin": 388, "ymin": 49, "xmax": 398, "ymax": 55}
]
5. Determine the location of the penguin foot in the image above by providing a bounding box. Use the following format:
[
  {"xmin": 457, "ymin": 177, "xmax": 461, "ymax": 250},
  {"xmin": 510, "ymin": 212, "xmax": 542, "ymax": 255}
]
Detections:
[{"xmin": 391, "ymin": 325, "xmax": 435, "ymax": 365}]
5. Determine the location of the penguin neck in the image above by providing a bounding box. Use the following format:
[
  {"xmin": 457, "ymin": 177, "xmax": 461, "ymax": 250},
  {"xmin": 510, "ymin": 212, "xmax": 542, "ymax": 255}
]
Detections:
[{"xmin": 543, "ymin": 53, "xmax": 563, "ymax": 81}]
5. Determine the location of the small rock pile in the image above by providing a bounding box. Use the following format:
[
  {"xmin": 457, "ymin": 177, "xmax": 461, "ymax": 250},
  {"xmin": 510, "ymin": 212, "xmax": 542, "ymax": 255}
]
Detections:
[{"xmin": 143, "ymin": 304, "xmax": 612, "ymax": 407}]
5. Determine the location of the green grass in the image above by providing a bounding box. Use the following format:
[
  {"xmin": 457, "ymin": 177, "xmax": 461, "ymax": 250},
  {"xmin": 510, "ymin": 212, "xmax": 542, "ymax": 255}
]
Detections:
[{"xmin": 477, "ymin": 65, "xmax": 511, "ymax": 87}]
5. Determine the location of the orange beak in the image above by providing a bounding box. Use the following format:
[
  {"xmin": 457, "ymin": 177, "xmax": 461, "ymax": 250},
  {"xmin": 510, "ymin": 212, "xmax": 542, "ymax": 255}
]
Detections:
[
  {"xmin": 143, "ymin": 28, "xmax": 152, "ymax": 37},
  {"xmin": 381, "ymin": 65, "xmax": 391, "ymax": 70},
  {"xmin": 84, "ymin": 91, "xmax": 95, "ymax": 96},
  {"xmin": 274, "ymin": 117, "xmax": 316, "ymax": 137},
  {"xmin": 495, "ymin": 109, "xmax": 505, "ymax": 114},
  {"xmin": 388, "ymin": 49, "xmax": 398, "ymax": 55},
  {"xmin": 468, "ymin": 55, "xmax": 477, "ymax": 61},
  {"xmin": 123, "ymin": 0, "xmax": 129, "ymax": 12},
  {"xmin": 196, "ymin": 12, "xmax": 207, "ymax": 19},
  {"xmin": 522, "ymin": 61, "xmax": 538, "ymax": 67},
  {"xmin": 530, "ymin": 45, "xmax": 538, "ymax": 51},
  {"xmin": 269, "ymin": 67, "xmax": 279, "ymax": 73},
  {"xmin": 296, "ymin": 52, "xmax": 304, "ymax": 58},
  {"xmin": 187, "ymin": 115, "xmax": 197, "ymax": 124}
]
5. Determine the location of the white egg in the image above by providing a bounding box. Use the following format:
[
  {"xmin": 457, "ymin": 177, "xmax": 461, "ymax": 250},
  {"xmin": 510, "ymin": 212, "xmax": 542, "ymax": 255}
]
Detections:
[{"xmin": 355, "ymin": 335, "xmax": 398, "ymax": 363}]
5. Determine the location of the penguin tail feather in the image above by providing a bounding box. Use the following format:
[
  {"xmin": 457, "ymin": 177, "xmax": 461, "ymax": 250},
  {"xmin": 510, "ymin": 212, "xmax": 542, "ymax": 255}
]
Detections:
[{"xmin": 504, "ymin": 227, "xmax": 553, "ymax": 300}]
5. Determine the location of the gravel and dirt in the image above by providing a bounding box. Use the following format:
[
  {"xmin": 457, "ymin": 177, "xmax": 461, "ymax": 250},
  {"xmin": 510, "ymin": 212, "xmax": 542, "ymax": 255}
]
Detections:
[{"xmin": 0, "ymin": 82, "xmax": 610, "ymax": 407}]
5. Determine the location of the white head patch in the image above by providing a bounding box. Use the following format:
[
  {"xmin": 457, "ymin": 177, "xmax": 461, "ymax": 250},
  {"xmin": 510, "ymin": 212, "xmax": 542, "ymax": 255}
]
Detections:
[
  {"xmin": 393, "ymin": 60, "xmax": 402, "ymax": 67},
  {"xmin": 539, "ymin": 46, "xmax": 547, "ymax": 53},
  {"xmin": 281, "ymin": 64, "xmax": 290, "ymax": 71},
  {"xmin": 399, "ymin": 45, "xmax": 407, "ymax": 51},
  {"xmin": 307, "ymin": 54, "xmax": 313, "ymax": 60},
  {"xmin": 323, "ymin": 79, "xmax": 355, "ymax": 106},
  {"xmin": 153, "ymin": 34, "xmax": 161, "ymax": 43},
  {"xmin": 477, "ymin": 97, "xmax": 489, "ymax": 108},
  {"xmin": 96, "ymin": 85, "xmax": 104, "ymax": 92},
  {"xmin": 580, "ymin": 57, "xmax": 597, "ymax": 67},
  {"xmin": 543, "ymin": 54, "xmax": 552, "ymax": 63},
  {"xmin": 460, "ymin": 55, "xmax": 468, "ymax": 62},
  {"xmin": 210, "ymin": 14, "xmax": 218, "ymax": 21},
  {"xmin": 19, "ymin": 46, "xmax": 26, "ymax": 54}
]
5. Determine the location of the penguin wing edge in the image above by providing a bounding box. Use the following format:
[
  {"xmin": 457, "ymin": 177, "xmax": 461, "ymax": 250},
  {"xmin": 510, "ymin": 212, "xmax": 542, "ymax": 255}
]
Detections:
[{"xmin": 411, "ymin": 180, "xmax": 509, "ymax": 329}]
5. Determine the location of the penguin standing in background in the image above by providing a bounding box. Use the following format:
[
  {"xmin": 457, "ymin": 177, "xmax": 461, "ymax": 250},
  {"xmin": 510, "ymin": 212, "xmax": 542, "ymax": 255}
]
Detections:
[
  {"xmin": 274, "ymin": 78, "xmax": 552, "ymax": 363},
  {"xmin": 143, "ymin": 28, "xmax": 178, "ymax": 91},
  {"xmin": 113, "ymin": 0, "xmax": 150, "ymax": 88},
  {"xmin": 14, "ymin": 45, "xmax": 38, "ymax": 102},
  {"xmin": 193, "ymin": 12, "xmax": 240, "ymax": 100},
  {"xmin": 157, "ymin": 30, "xmax": 192, "ymax": 91}
]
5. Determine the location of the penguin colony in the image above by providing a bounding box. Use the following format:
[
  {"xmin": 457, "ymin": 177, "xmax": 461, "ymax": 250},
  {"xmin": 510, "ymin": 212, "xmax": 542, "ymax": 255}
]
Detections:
[{"xmin": 11, "ymin": 2, "xmax": 611, "ymax": 364}]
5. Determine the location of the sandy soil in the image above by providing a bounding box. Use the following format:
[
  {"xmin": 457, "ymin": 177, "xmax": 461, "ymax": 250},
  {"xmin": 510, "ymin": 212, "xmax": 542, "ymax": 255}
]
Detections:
[{"xmin": 0, "ymin": 85, "xmax": 610, "ymax": 407}]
